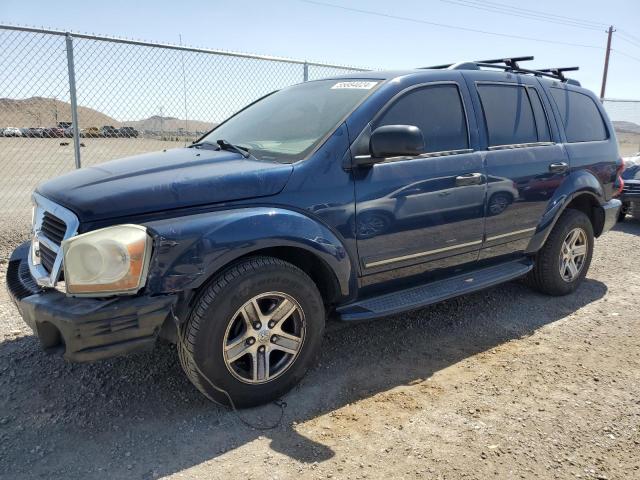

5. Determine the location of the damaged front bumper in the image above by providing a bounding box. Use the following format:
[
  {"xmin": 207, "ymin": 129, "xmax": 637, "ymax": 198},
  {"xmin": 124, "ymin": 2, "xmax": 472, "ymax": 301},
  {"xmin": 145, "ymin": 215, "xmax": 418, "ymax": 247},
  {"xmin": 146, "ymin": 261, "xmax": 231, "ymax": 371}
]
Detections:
[{"xmin": 6, "ymin": 242, "xmax": 177, "ymax": 362}]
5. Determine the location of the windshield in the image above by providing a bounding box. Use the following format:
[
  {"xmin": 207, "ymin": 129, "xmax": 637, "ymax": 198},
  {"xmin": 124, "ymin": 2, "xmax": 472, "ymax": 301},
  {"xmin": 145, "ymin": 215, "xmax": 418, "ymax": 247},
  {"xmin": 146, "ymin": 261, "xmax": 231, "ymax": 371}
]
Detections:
[{"xmin": 200, "ymin": 79, "xmax": 380, "ymax": 162}]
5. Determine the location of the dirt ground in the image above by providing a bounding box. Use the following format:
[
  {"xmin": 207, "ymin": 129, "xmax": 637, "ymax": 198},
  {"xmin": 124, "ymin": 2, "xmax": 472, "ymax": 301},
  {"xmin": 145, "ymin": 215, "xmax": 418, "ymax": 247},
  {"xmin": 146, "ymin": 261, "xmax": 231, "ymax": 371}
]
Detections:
[{"xmin": 0, "ymin": 219, "xmax": 639, "ymax": 480}]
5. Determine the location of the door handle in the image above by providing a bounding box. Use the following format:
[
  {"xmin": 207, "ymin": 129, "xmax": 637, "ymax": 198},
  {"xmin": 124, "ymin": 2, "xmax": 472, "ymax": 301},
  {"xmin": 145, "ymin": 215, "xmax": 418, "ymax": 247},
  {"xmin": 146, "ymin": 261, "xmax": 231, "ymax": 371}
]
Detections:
[
  {"xmin": 455, "ymin": 172, "xmax": 483, "ymax": 186},
  {"xmin": 549, "ymin": 162, "xmax": 569, "ymax": 173}
]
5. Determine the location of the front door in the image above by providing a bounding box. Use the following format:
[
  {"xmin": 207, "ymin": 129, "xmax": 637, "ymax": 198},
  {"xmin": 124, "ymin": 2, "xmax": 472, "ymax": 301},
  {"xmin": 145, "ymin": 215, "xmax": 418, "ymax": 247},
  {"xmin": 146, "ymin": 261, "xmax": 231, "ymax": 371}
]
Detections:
[{"xmin": 353, "ymin": 81, "xmax": 486, "ymax": 276}]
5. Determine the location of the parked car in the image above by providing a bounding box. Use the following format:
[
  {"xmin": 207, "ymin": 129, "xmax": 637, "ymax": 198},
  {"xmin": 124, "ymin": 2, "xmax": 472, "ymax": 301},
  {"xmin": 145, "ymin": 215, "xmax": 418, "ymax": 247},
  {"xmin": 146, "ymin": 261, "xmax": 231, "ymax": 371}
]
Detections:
[
  {"xmin": 43, "ymin": 127, "xmax": 65, "ymax": 138},
  {"xmin": 118, "ymin": 126, "xmax": 139, "ymax": 138},
  {"xmin": 7, "ymin": 57, "xmax": 623, "ymax": 408},
  {"xmin": 80, "ymin": 127, "xmax": 101, "ymax": 138},
  {"xmin": 3, "ymin": 127, "xmax": 22, "ymax": 137},
  {"xmin": 101, "ymin": 125, "xmax": 119, "ymax": 137},
  {"xmin": 21, "ymin": 128, "xmax": 45, "ymax": 138},
  {"xmin": 56, "ymin": 122, "xmax": 74, "ymax": 137},
  {"xmin": 619, "ymin": 162, "xmax": 640, "ymax": 221}
]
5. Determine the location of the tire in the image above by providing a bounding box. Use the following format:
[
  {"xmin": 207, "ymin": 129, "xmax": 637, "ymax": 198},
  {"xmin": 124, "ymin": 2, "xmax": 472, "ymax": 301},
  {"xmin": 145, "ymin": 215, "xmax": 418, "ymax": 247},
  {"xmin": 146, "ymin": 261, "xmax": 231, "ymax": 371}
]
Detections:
[
  {"xmin": 526, "ymin": 209, "xmax": 594, "ymax": 296},
  {"xmin": 618, "ymin": 209, "xmax": 626, "ymax": 222},
  {"xmin": 178, "ymin": 256, "xmax": 325, "ymax": 408},
  {"xmin": 488, "ymin": 192, "xmax": 513, "ymax": 216},
  {"xmin": 356, "ymin": 210, "xmax": 392, "ymax": 239}
]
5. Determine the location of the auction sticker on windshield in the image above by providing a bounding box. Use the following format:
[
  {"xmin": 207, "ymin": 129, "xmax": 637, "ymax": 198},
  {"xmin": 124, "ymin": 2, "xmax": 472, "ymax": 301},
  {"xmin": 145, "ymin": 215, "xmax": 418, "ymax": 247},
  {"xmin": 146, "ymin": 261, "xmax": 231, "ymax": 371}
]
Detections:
[{"xmin": 331, "ymin": 81, "xmax": 379, "ymax": 90}]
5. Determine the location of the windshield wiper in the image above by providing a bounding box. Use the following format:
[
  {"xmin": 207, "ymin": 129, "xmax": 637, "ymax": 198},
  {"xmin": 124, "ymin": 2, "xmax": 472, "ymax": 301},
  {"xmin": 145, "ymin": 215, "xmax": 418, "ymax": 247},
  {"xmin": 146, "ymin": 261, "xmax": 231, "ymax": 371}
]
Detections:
[
  {"xmin": 189, "ymin": 140, "xmax": 218, "ymax": 149},
  {"xmin": 216, "ymin": 139, "xmax": 251, "ymax": 158}
]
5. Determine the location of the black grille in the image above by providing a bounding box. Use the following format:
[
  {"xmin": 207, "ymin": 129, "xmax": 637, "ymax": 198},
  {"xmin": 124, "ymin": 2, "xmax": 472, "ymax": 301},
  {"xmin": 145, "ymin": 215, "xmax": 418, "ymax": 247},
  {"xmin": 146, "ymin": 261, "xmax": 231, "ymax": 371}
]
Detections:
[
  {"xmin": 623, "ymin": 183, "xmax": 640, "ymax": 193},
  {"xmin": 7, "ymin": 258, "xmax": 42, "ymax": 300},
  {"xmin": 39, "ymin": 243, "xmax": 57, "ymax": 272},
  {"xmin": 41, "ymin": 212, "xmax": 67, "ymax": 245}
]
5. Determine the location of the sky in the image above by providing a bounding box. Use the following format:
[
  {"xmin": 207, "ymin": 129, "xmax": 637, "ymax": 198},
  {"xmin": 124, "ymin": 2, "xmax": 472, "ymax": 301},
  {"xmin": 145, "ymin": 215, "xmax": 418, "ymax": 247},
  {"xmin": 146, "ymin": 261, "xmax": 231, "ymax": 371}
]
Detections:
[{"xmin": 1, "ymin": 0, "xmax": 639, "ymax": 122}]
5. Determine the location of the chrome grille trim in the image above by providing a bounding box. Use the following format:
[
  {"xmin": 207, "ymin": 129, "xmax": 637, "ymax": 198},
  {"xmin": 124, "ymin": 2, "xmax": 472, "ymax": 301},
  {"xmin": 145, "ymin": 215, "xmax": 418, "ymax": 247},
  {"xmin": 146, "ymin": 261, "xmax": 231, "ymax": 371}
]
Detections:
[{"xmin": 29, "ymin": 193, "xmax": 79, "ymax": 288}]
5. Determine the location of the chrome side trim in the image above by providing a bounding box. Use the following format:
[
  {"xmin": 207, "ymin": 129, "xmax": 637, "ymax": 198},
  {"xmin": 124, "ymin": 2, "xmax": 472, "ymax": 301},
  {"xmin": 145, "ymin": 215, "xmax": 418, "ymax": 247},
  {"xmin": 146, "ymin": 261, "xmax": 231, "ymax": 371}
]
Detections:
[
  {"xmin": 364, "ymin": 239, "xmax": 482, "ymax": 269},
  {"xmin": 488, "ymin": 142, "xmax": 555, "ymax": 151},
  {"xmin": 354, "ymin": 148, "xmax": 475, "ymax": 164},
  {"xmin": 29, "ymin": 193, "xmax": 79, "ymax": 288},
  {"xmin": 486, "ymin": 227, "xmax": 536, "ymax": 242}
]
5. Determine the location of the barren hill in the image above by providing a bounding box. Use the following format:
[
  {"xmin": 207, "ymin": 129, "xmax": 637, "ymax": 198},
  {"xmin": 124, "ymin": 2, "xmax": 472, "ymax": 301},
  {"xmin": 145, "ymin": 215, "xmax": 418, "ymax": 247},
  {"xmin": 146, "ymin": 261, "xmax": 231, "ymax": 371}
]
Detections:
[
  {"xmin": 613, "ymin": 120, "xmax": 640, "ymax": 134},
  {"xmin": 0, "ymin": 97, "xmax": 119, "ymax": 128},
  {"xmin": 0, "ymin": 97, "xmax": 216, "ymax": 133},
  {"xmin": 125, "ymin": 115, "xmax": 216, "ymax": 134}
]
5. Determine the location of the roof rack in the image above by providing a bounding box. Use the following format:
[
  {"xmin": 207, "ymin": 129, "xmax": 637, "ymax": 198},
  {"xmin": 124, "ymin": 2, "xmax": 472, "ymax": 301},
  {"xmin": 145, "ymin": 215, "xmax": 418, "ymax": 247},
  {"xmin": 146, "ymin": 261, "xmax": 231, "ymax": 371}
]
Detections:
[
  {"xmin": 537, "ymin": 67, "xmax": 579, "ymax": 82},
  {"xmin": 421, "ymin": 56, "xmax": 580, "ymax": 84}
]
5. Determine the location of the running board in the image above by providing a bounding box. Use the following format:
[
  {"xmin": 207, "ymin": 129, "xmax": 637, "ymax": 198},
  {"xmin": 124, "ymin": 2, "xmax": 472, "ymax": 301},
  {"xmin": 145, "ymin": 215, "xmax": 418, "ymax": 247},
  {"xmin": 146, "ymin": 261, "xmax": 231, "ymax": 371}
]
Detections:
[{"xmin": 337, "ymin": 260, "xmax": 533, "ymax": 321}]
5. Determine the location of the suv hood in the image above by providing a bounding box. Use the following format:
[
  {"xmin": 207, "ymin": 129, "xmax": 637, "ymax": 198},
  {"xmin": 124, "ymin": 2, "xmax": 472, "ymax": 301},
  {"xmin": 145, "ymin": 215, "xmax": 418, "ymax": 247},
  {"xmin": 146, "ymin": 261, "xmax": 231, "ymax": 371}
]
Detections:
[{"xmin": 37, "ymin": 147, "xmax": 293, "ymax": 222}]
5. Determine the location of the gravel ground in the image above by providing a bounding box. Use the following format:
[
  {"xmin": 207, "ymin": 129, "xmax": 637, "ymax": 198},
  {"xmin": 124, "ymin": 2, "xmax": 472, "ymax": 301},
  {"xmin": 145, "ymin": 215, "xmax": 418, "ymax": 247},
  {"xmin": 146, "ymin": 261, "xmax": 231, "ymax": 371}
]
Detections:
[{"xmin": 1, "ymin": 220, "xmax": 639, "ymax": 480}]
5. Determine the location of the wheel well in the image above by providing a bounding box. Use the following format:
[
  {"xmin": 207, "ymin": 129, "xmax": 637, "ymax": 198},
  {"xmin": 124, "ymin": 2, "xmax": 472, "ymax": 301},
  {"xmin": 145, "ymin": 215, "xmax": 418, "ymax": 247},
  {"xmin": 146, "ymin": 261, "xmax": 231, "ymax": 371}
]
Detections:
[
  {"xmin": 565, "ymin": 193, "xmax": 604, "ymax": 236},
  {"xmin": 201, "ymin": 247, "xmax": 341, "ymax": 307},
  {"xmin": 252, "ymin": 247, "xmax": 341, "ymax": 305}
]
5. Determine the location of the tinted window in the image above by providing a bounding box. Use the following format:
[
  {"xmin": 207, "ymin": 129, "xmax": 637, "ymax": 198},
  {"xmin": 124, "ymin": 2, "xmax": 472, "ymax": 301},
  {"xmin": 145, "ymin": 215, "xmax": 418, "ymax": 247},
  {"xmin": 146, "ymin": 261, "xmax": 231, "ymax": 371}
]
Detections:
[
  {"xmin": 623, "ymin": 165, "xmax": 640, "ymax": 180},
  {"xmin": 377, "ymin": 84, "xmax": 468, "ymax": 153},
  {"xmin": 528, "ymin": 88, "xmax": 551, "ymax": 142},
  {"xmin": 477, "ymin": 84, "xmax": 538, "ymax": 146},
  {"xmin": 550, "ymin": 88, "xmax": 608, "ymax": 142}
]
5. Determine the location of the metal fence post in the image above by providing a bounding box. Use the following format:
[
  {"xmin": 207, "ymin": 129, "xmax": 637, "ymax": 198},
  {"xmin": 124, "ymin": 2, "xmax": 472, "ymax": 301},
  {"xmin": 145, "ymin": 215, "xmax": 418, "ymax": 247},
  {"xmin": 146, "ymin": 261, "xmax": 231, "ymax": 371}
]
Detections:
[
  {"xmin": 65, "ymin": 33, "xmax": 81, "ymax": 169},
  {"xmin": 303, "ymin": 61, "xmax": 309, "ymax": 82}
]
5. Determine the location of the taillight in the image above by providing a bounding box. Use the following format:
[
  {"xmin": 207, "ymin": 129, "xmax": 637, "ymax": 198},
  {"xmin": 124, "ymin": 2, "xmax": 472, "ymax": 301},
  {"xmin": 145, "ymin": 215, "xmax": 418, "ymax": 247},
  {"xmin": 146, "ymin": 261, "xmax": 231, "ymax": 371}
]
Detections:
[{"xmin": 613, "ymin": 160, "xmax": 625, "ymax": 197}]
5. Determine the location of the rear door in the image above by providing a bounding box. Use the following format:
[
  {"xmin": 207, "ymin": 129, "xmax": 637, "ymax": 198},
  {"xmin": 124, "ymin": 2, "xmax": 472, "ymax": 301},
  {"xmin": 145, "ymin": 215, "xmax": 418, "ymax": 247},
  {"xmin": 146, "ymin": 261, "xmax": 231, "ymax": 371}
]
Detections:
[
  {"xmin": 353, "ymin": 79, "xmax": 486, "ymax": 275},
  {"xmin": 463, "ymin": 72, "xmax": 570, "ymax": 260}
]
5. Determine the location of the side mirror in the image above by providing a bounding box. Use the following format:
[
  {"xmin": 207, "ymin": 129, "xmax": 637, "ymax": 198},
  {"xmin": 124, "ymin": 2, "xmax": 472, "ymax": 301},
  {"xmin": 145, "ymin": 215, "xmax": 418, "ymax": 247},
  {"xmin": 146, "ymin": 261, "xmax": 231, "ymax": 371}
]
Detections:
[{"xmin": 370, "ymin": 125, "xmax": 425, "ymax": 159}]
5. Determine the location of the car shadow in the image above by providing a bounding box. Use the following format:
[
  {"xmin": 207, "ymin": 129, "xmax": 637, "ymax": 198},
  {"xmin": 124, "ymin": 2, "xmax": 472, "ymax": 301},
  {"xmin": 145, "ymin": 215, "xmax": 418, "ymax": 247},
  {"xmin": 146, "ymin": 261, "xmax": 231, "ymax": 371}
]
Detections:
[
  {"xmin": 0, "ymin": 278, "xmax": 608, "ymax": 479},
  {"xmin": 613, "ymin": 217, "xmax": 640, "ymax": 234}
]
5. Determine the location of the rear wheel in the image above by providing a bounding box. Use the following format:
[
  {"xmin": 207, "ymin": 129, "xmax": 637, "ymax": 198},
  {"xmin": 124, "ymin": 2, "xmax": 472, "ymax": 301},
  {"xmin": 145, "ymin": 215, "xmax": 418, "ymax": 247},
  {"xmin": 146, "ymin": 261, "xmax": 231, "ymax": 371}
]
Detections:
[
  {"xmin": 526, "ymin": 209, "xmax": 594, "ymax": 296},
  {"xmin": 178, "ymin": 256, "xmax": 325, "ymax": 407}
]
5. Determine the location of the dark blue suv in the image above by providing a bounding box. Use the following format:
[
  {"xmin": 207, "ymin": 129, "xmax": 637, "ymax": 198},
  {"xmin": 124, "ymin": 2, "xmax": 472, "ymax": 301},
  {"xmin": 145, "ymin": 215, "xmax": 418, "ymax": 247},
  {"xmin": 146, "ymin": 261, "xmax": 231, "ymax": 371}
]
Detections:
[{"xmin": 7, "ymin": 58, "xmax": 623, "ymax": 407}]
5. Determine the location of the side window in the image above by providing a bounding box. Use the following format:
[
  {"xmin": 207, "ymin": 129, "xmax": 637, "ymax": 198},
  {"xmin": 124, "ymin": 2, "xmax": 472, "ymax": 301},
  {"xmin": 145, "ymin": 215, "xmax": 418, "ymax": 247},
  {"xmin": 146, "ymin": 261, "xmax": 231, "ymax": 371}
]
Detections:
[
  {"xmin": 550, "ymin": 88, "xmax": 608, "ymax": 143},
  {"xmin": 376, "ymin": 84, "xmax": 469, "ymax": 154},
  {"xmin": 477, "ymin": 84, "xmax": 538, "ymax": 147},
  {"xmin": 527, "ymin": 88, "xmax": 551, "ymax": 142}
]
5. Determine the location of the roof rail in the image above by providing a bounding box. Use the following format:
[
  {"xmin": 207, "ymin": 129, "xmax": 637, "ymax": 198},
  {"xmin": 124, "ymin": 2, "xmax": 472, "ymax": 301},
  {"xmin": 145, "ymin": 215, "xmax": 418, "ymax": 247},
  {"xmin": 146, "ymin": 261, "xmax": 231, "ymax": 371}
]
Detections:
[
  {"xmin": 421, "ymin": 56, "xmax": 580, "ymax": 84},
  {"xmin": 425, "ymin": 56, "xmax": 534, "ymax": 70}
]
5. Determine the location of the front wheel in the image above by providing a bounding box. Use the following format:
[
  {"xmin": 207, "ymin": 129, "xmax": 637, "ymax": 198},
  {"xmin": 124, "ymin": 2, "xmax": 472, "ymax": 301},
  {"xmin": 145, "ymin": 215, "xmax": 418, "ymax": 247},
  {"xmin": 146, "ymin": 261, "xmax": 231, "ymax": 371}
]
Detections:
[
  {"xmin": 526, "ymin": 209, "xmax": 594, "ymax": 296},
  {"xmin": 178, "ymin": 256, "xmax": 325, "ymax": 408}
]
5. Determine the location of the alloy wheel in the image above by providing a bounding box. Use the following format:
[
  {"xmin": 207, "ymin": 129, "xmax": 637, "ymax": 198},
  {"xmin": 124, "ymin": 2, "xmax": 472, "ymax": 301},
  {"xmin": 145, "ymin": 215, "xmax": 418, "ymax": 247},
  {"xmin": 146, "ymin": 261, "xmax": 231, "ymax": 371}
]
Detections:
[
  {"xmin": 222, "ymin": 292, "xmax": 305, "ymax": 384},
  {"xmin": 559, "ymin": 227, "xmax": 588, "ymax": 282}
]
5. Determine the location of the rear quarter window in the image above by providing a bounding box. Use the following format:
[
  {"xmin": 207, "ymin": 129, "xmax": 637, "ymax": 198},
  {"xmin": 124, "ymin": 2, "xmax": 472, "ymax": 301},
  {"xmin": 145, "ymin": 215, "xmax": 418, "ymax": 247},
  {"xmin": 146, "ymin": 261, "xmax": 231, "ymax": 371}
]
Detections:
[{"xmin": 550, "ymin": 88, "xmax": 608, "ymax": 143}]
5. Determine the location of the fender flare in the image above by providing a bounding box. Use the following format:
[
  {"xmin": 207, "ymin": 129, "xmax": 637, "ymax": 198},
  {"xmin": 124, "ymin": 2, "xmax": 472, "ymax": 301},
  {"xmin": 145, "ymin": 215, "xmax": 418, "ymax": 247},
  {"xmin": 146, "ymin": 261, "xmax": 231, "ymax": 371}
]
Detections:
[
  {"xmin": 144, "ymin": 207, "xmax": 356, "ymax": 299},
  {"xmin": 526, "ymin": 169, "xmax": 605, "ymax": 254}
]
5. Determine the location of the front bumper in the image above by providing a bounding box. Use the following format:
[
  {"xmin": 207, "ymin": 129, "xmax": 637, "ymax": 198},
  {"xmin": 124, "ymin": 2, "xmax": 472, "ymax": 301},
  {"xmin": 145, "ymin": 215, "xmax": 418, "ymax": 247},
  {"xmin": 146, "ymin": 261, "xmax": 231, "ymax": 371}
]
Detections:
[
  {"xmin": 6, "ymin": 242, "xmax": 177, "ymax": 362},
  {"xmin": 620, "ymin": 192, "xmax": 640, "ymax": 214},
  {"xmin": 599, "ymin": 198, "xmax": 622, "ymax": 234}
]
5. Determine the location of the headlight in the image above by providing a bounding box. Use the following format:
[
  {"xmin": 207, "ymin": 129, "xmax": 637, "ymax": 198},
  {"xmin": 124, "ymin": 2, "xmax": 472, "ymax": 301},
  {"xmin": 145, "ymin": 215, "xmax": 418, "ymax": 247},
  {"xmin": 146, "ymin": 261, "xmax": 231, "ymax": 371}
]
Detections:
[{"xmin": 62, "ymin": 224, "xmax": 152, "ymax": 296}]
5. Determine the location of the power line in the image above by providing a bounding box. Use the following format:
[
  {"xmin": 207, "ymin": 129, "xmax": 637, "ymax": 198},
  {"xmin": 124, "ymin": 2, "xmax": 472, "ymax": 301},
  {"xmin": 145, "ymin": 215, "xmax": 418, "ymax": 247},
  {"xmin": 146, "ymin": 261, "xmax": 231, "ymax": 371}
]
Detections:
[
  {"xmin": 297, "ymin": 0, "xmax": 603, "ymax": 50},
  {"xmin": 460, "ymin": 0, "xmax": 608, "ymax": 28},
  {"xmin": 437, "ymin": 0, "xmax": 606, "ymax": 31},
  {"xmin": 617, "ymin": 32, "xmax": 640, "ymax": 49},
  {"xmin": 618, "ymin": 29, "xmax": 640, "ymax": 45},
  {"xmin": 612, "ymin": 49, "xmax": 640, "ymax": 64}
]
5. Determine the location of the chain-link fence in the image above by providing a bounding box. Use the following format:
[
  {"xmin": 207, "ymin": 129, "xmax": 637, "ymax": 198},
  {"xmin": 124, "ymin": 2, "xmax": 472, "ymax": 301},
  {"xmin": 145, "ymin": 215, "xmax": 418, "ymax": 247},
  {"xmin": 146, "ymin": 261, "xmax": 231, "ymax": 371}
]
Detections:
[
  {"xmin": 0, "ymin": 24, "xmax": 367, "ymax": 233},
  {"xmin": 602, "ymin": 99, "xmax": 640, "ymax": 158},
  {"xmin": 2, "ymin": 23, "xmax": 639, "ymax": 236}
]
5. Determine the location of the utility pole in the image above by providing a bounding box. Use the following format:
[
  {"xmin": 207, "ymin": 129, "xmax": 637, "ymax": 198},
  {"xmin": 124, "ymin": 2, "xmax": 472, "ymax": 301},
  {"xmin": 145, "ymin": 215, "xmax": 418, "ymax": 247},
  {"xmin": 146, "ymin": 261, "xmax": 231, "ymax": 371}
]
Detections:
[{"xmin": 600, "ymin": 25, "xmax": 615, "ymax": 100}]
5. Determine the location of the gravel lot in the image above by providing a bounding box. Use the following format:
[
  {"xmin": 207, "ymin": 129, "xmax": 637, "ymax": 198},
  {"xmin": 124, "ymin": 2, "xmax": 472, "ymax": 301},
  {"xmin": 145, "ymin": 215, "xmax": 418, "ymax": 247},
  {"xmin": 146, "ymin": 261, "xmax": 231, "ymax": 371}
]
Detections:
[{"xmin": 1, "ymin": 219, "xmax": 639, "ymax": 480}]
